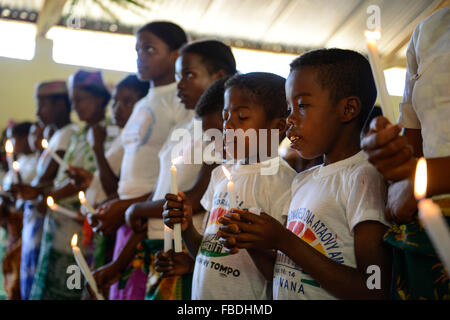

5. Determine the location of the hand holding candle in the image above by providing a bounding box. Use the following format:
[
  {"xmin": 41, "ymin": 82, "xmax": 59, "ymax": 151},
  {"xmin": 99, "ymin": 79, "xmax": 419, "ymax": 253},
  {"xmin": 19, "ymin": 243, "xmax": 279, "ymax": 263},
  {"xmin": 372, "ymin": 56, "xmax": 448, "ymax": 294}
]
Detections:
[
  {"xmin": 78, "ymin": 191, "xmax": 96, "ymax": 215},
  {"xmin": 414, "ymin": 157, "xmax": 450, "ymax": 274},
  {"xmin": 364, "ymin": 28, "xmax": 396, "ymax": 124},
  {"xmin": 171, "ymin": 156, "xmax": 182, "ymax": 253},
  {"xmin": 71, "ymin": 234, "xmax": 105, "ymax": 300},
  {"xmin": 41, "ymin": 139, "xmax": 69, "ymax": 170}
]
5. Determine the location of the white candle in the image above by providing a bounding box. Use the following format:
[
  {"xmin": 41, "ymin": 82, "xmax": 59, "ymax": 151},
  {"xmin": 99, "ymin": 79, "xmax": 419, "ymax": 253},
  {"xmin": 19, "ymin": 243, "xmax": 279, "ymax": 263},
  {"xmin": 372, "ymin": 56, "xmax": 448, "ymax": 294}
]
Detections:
[
  {"xmin": 222, "ymin": 166, "xmax": 236, "ymax": 210},
  {"xmin": 78, "ymin": 191, "xmax": 96, "ymax": 215},
  {"xmin": 5, "ymin": 139, "xmax": 18, "ymax": 184},
  {"xmin": 170, "ymin": 157, "xmax": 183, "ymax": 253},
  {"xmin": 164, "ymin": 225, "xmax": 173, "ymax": 252},
  {"xmin": 364, "ymin": 29, "xmax": 397, "ymax": 124},
  {"xmin": 71, "ymin": 234, "xmax": 105, "ymax": 300},
  {"xmin": 41, "ymin": 139, "xmax": 69, "ymax": 170},
  {"xmin": 414, "ymin": 157, "xmax": 450, "ymax": 274},
  {"xmin": 46, "ymin": 196, "xmax": 79, "ymax": 219},
  {"xmin": 12, "ymin": 160, "xmax": 20, "ymax": 184}
]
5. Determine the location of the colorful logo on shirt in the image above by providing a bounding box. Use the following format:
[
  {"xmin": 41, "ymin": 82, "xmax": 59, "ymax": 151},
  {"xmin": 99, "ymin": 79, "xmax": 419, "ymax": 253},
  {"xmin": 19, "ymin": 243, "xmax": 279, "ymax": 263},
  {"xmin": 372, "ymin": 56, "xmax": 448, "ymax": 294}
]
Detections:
[{"xmin": 199, "ymin": 192, "xmax": 243, "ymax": 258}]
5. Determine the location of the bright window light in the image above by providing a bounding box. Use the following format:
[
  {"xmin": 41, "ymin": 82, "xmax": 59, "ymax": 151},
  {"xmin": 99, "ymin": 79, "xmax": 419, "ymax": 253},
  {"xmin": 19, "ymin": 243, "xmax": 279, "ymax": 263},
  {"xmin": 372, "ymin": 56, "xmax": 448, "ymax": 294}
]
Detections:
[
  {"xmin": 0, "ymin": 19, "xmax": 36, "ymax": 60},
  {"xmin": 384, "ymin": 67, "xmax": 406, "ymax": 97},
  {"xmin": 232, "ymin": 48, "xmax": 297, "ymax": 78},
  {"xmin": 47, "ymin": 26, "xmax": 137, "ymax": 72}
]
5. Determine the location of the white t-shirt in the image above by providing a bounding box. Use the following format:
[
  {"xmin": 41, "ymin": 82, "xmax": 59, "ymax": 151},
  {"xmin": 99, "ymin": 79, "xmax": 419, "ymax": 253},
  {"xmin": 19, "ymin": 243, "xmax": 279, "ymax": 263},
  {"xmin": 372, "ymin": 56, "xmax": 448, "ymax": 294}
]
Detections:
[
  {"xmin": 398, "ymin": 7, "xmax": 450, "ymax": 158},
  {"xmin": 33, "ymin": 123, "xmax": 79, "ymax": 183},
  {"xmin": 3, "ymin": 153, "xmax": 39, "ymax": 189},
  {"xmin": 85, "ymin": 134, "xmax": 124, "ymax": 208},
  {"xmin": 118, "ymin": 82, "xmax": 194, "ymax": 199},
  {"xmin": 273, "ymin": 151, "xmax": 389, "ymax": 300},
  {"xmin": 192, "ymin": 157, "xmax": 296, "ymax": 300},
  {"xmin": 147, "ymin": 118, "xmax": 204, "ymax": 239}
]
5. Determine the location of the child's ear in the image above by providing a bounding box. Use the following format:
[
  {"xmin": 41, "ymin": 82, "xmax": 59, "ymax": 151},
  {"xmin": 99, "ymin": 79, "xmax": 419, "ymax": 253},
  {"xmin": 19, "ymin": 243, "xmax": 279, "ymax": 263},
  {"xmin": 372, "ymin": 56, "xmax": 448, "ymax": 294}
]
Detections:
[
  {"xmin": 212, "ymin": 69, "xmax": 227, "ymax": 81},
  {"xmin": 339, "ymin": 96, "xmax": 361, "ymax": 123}
]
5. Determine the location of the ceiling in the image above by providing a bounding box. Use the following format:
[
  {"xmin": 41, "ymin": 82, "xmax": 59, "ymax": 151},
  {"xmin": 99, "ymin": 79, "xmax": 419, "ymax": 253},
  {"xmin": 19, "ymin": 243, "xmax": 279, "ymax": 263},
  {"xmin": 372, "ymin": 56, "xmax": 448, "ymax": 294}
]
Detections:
[{"xmin": 0, "ymin": 0, "xmax": 448, "ymax": 66}]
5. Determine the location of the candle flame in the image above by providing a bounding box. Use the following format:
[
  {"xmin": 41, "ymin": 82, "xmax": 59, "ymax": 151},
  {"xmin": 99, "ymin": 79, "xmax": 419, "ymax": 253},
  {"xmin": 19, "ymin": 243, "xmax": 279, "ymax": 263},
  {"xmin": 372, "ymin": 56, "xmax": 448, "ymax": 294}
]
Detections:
[
  {"xmin": 5, "ymin": 139, "xmax": 13, "ymax": 153},
  {"xmin": 78, "ymin": 191, "xmax": 86, "ymax": 203},
  {"xmin": 71, "ymin": 234, "xmax": 78, "ymax": 247},
  {"xmin": 41, "ymin": 139, "xmax": 48, "ymax": 149},
  {"xmin": 414, "ymin": 157, "xmax": 427, "ymax": 200},
  {"xmin": 171, "ymin": 156, "xmax": 183, "ymax": 166},
  {"xmin": 221, "ymin": 165, "xmax": 232, "ymax": 181},
  {"xmin": 46, "ymin": 196, "xmax": 55, "ymax": 207},
  {"xmin": 364, "ymin": 28, "xmax": 381, "ymax": 43},
  {"xmin": 12, "ymin": 161, "xmax": 20, "ymax": 172}
]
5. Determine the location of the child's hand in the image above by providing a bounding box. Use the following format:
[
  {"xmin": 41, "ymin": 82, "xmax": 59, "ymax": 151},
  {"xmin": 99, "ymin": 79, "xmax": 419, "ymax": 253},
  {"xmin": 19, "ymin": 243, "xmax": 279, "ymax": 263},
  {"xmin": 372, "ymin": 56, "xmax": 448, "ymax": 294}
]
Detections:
[
  {"xmin": 386, "ymin": 179, "xmax": 418, "ymax": 224},
  {"xmin": 90, "ymin": 124, "xmax": 107, "ymax": 153},
  {"xmin": 361, "ymin": 116, "xmax": 416, "ymax": 181},
  {"xmin": 12, "ymin": 184, "xmax": 40, "ymax": 200},
  {"xmin": 162, "ymin": 191, "xmax": 192, "ymax": 231},
  {"xmin": 217, "ymin": 209, "xmax": 286, "ymax": 251},
  {"xmin": 66, "ymin": 166, "xmax": 93, "ymax": 190},
  {"xmin": 154, "ymin": 250, "xmax": 195, "ymax": 278},
  {"xmin": 124, "ymin": 203, "xmax": 148, "ymax": 233},
  {"xmin": 94, "ymin": 199, "xmax": 126, "ymax": 235}
]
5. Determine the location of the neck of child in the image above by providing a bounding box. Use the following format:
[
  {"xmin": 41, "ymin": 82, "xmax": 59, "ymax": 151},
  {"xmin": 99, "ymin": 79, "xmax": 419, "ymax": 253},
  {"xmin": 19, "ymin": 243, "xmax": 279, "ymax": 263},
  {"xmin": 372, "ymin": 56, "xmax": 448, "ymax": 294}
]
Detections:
[
  {"xmin": 54, "ymin": 117, "xmax": 71, "ymax": 130},
  {"xmin": 86, "ymin": 112, "xmax": 105, "ymax": 127},
  {"xmin": 323, "ymin": 127, "xmax": 361, "ymax": 166},
  {"xmin": 149, "ymin": 73, "xmax": 176, "ymax": 88}
]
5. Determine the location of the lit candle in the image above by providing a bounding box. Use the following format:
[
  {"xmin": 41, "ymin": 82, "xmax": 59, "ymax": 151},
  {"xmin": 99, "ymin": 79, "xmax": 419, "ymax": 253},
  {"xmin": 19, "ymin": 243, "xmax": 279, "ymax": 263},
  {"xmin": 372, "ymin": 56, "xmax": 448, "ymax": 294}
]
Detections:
[
  {"xmin": 41, "ymin": 139, "xmax": 69, "ymax": 170},
  {"xmin": 364, "ymin": 28, "xmax": 397, "ymax": 124},
  {"xmin": 78, "ymin": 191, "xmax": 96, "ymax": 215},
  {"xmin": 12, "ymin": 160, "xmax": 21, "ymax": 184},
  {"xmin": 222, "ymin": 166, "xmax": 236, "ymax": 210},
  {"xmin": 414, "ymin": 157, "xmax": 450, "ymax": 274},
  {"xmin": 170, "ymin": 156, "xmax": 182, "ymax": 253},
  {"xmin": 71, "ymin": 234, "xmax": 105, "ymax": 300},
  {"xmin": 46, "ymin": 196, "xmax": 79, "ymax": 219},
  {"xmin": 164, "ymin": 225, "xmax": 173, "ymax": 252},
  {"xmin": 5, "ymin": 139, "xmax": 18, "ymax": 183}
]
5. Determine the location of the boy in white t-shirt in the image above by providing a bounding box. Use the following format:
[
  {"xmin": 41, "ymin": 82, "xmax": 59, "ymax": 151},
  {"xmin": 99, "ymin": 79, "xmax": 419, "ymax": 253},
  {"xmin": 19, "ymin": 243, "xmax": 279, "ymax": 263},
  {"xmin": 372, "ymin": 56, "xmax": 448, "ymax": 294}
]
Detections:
[
  {"xmin": 163, "ymin": 72, "xmax": 297, "ymax": 300},
  {"xmin": 219, "ymin": 49, "xmax": 392, "ymax": 300}
]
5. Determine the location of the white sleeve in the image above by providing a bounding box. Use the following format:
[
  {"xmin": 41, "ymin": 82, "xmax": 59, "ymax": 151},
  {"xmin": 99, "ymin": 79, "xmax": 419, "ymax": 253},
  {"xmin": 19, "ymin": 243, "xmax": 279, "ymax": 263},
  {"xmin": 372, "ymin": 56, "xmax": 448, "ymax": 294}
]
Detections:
[
  {"xmin": 345, "ymin": 165, "xmax": 390, "ymax": 232},
  {"xmin": 399, "ymin": 27, "xmax": 421, "ymax": 129},
  {"xmin": 200, "ymin": 167, "xmax": 217, "ymax": 212},
  {"xmin": 50, "ymin": 125, "xmax": 77, "ymax": 152}
]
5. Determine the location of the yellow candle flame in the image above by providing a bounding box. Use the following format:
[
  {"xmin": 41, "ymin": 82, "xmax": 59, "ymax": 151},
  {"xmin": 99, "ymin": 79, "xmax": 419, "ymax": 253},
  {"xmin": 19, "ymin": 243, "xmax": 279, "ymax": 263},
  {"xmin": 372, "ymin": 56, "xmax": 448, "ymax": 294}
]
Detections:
[
  {"xmin": 221, "ymin": 165, "xmax": 232, "ymax": 181},
  {"xmin": 171, "ymin": 156, "xmax": 183, "ymax": 166},
  {"xmin": 12, "ymin": 161, "xmax": 20, "ymax": 172},
  {"xmin": 46, "ymin": 196, "xmax": 55, "ymax": 207},
  {"xmin": 41, "ymin": 139, "xmax": 49, "ymax": 149},
  {"xmin": 78, "ymin": 191, "xmax": 86, "ymax": 203},
  {"xmin": 414, "ymin": 157, "xmax": 427, "ymax": 200},
  {"xmin": 71, "ymin": 234, "xmax": 78, "ymax": 247},
  {"xmin": 364, "ymin": 28, "xmax": 381, "ymax": 44},
  {"xmin": 5, "ymin": 139, "xmax": 13, "ymax": 154}
]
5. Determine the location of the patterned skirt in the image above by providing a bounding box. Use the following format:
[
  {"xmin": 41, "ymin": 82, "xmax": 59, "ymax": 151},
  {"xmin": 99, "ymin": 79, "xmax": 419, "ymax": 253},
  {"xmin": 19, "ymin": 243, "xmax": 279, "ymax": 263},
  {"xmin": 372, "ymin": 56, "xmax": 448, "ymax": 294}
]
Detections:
[{"xmin": 383, "ymin": 195, "xmax": 450, "ymax": 300}]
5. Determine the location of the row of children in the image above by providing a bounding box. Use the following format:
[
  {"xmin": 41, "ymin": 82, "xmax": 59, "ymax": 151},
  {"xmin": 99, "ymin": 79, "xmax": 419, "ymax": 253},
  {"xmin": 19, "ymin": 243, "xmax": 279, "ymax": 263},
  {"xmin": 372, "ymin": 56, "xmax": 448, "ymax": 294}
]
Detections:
[{"xmin": 1, "ymin": 7, "xmax": 449, "ymax": 300}]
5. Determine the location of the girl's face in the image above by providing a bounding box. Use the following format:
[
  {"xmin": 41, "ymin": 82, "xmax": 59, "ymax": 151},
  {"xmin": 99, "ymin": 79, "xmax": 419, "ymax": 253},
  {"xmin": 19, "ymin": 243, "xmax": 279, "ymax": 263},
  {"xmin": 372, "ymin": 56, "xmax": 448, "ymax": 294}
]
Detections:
[
  {"xmin": 111, "ymin": 87, "xmax": 141, "ymax": 128},
  {"xmin": 36, "ymin": 96, "xmax": 56, "ymax": 126},
  {"xmin": 135, "ymin": 31, "xmax": 177, "ymax": 82},
  {"xmin": 223, "ymin": 87, "xmax": 283, "ymax": 161},
  {"xmin": 175, "ymin": 53, "xmax": 222, "ymax": 110},
  {"xmin": 28, "ymin": 124, "xmax": 44, "ymax": 153},
  {"xmin": 71, "ymin": 87, "xmax": 103, "ymax": 123}
]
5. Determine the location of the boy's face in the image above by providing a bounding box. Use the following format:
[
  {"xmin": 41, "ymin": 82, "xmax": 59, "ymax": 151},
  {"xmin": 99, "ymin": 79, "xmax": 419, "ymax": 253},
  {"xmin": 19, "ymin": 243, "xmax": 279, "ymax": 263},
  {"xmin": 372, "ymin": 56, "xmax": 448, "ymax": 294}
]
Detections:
[
  {"xmin": 28, "ymin": 124, "xmax": 44, "ymax": 153},
  {"xmin": 71, "ymin": 88, "xmax": 102, "ymax": 123},
  {"xmin": 135, "ymin": 31, "xmax": 176, "ymax": 82},
  {"xmin": 176, "ymin": 53, "xmax": 219, "ymax": 110},
  {"xmin": 111, "ymin": 87, "xmax": 140, "ymax": 128},
  {"xmin": 223, "ymin": 87, "xmax": 281, "ymax": 161},
  {"xmin": 36, "ymin": 96, "xmax": 56, "ymax": 126},
  {"xmin": 285, "ymin": 67, "xmax": 340, "ymax": 159}
]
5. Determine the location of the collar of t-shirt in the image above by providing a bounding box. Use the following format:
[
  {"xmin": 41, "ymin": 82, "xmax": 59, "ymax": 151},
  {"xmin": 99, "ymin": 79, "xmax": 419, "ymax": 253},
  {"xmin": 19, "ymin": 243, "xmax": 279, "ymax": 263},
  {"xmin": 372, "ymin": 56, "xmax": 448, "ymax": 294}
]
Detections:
[
  {"xmin": 312, "ymin": 150, "xmax": 365, "ymax": 179},
  {"xmin": 228, "ymin": 156, "xmax": 283, "ymax": 175},
  {"xmin": 146, "ymin": 82, "xmax": 177, "ymax": 97}
]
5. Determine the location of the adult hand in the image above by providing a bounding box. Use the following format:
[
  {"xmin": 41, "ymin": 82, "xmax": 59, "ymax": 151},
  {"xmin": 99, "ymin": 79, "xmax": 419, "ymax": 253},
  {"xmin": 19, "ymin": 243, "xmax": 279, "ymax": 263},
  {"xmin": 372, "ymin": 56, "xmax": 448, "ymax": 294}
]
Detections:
[
  {"xmin": 66, "ymin": 166, "xmax": 93, "ymax": 190},
  {"xmin": 154, "ymin": 250, "xmax": 195, "ymax": 278},
  {"xmin": 361, "ymin": 116, "xmax": 416, "ymax": 182},
  {"xmin": 125, "ymin": 203, "xmax": 148, "ymax": 233},
  {"xmin": 386, "ymin": 179, "xmax": 418, "ymax": 224},
  {"xmin": 162, "ymin": 191, "xmax": 192, "ymax": 232},
  {"xmin": 94, "ymin": 199, "xmax": 126, "ymax": 235}
]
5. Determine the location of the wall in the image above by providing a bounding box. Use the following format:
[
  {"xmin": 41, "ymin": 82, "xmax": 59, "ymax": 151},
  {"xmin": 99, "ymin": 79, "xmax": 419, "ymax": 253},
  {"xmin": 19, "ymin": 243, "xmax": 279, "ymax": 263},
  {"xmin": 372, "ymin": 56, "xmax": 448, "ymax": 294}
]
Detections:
[{"xmin": 0, "ymin": 38, "xmax": 128, "ymax": 130}]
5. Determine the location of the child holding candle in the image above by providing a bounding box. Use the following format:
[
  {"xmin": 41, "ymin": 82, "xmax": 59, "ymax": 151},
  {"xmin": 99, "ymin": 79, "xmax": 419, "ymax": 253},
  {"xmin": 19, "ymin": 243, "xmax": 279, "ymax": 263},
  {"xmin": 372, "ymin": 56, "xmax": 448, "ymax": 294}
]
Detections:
[
  {"xmin": 361, "ymin": 8, "xmax": 450, "ymax": 300},
  {"xmin": 29, "ymin": 70, "xmax": 114, "ymax": 300},
  {"xmin": 218, "ymin": 49, "xmax": 392, "ymax": 300},
  {"xmin": 92, "ymin": 40, "xmax": 237, "ymax": 300},
  {"xmin": 163, "ymin": 72, "xmax": 297, "ymax": 300}
]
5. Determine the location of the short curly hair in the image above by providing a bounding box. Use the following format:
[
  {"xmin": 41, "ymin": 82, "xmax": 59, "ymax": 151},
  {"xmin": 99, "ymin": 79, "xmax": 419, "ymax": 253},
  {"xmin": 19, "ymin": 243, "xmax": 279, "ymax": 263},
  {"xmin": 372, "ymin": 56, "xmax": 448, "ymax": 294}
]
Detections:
[{"xmin": 224, "ymin": 72, "xmax": 288, "ymax": 120}]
